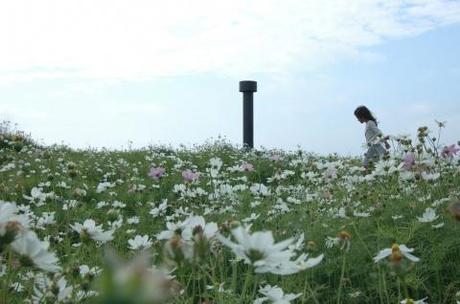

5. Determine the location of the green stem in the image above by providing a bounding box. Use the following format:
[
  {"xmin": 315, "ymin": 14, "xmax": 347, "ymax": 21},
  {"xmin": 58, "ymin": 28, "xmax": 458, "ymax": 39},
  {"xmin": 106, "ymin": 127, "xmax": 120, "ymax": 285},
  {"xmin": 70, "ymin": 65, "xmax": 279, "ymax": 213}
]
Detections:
[
  {"xmin": 399, "ymin": 275, "xmax": 410, "ymax": 300},
  {"xmin": 380, "ymin": 269, "xmax": 390, "ymax": 304},
  {"xmin": 336, "ymin": 253, "xmax": 347, "ymax": 304},
  {"xmin": 3, "ymin": 249, "xmax": 14, "ymax": 303},
  {"xmin": 241, "ymin": 267, "xmax": 253, "ymax": 299},
  {"xmin": 231, "ymin": 261, "xmax": 238, "ymax": 291},
  {"xmin": 301, "ymin": 276, "xmax": 320, "ymax": 304},
  {"xmin": 251, "ymin": 275, "xmax": 259, "ymax": 301},
  {"xmin": 351, "ymin": 222, "xmax": 373, "ymax": 260}
]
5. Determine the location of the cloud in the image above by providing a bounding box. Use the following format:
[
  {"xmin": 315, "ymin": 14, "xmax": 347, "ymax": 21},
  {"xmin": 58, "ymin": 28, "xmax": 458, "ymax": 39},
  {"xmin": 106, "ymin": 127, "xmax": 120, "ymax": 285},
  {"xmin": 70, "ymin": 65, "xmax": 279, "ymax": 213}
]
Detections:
[{"xmin": 0, "ymin": 0, "xmax": 459, "ymax": 82}]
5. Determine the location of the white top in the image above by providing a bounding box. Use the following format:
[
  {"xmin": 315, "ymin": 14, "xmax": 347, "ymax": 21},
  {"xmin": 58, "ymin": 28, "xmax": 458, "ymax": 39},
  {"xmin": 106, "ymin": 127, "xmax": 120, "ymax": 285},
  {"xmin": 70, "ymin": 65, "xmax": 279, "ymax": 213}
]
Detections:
[{"xmin": 365, "ymin": 120, "xmax": 382, "ymax": 144}]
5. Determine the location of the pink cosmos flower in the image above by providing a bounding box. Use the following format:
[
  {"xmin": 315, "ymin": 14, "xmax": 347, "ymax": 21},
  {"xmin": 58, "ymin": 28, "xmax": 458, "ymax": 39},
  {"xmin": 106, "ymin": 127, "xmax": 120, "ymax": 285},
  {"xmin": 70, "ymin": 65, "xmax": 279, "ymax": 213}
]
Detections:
[
  {"xmin": 268, "ymin": 154, "xmax": 282, "ymax": 162},
  {"xmin": 240, "ymin": 162, "xmax": 254, "ymax": 172},
  {"xmin": 148, "ymin": 167, "xmax": 166, "ymax": 180},
  {"xmin": 402, "ymin": 153, "xmax": 416, "ymax": 170},
  {"xmin": 182, "ymin": 170, "xmax": 200, "ymax": 183},
  {"xmin": 441, "ymin": 144, "xmax": 460, "ymax": 158}
]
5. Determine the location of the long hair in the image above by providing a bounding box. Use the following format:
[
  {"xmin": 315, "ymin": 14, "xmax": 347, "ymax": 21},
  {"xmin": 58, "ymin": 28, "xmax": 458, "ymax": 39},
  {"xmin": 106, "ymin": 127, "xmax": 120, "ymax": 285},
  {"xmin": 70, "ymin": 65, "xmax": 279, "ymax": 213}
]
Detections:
[{"xmin": 354, "ymin": 106, "xmax": 377, "ymax": 125}]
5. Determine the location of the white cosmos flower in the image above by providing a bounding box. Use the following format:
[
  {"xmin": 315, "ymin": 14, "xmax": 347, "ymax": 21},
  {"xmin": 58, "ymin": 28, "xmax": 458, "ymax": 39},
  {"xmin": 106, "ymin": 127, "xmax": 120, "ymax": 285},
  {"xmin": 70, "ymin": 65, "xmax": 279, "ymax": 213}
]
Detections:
[
  {"xmin": 417, "ymin": 208, "xmax": 439, "ymax": 223},
  {"xmin": 373, "ymin": 244, "xmax": 420, "ymax": 263},
  {"xmin": 22, "ymin": 187, "xmax": 54, "ymax": 205},
  {"xmin": 421, "ymin": 172, "xmax": 440, "ymax": 181},
  {"xmin": 35, "ymin": 212, "xmax": 56, "ymax": 229},
  {"xmin": 353, "ymin": 211, "xmax": 370, "ymax": 217},
  {"xmin": 218, "ymin": 226, "xmax": 323, "ymax": 275},
  {"xmin": 158, "ymin": 215, "xmax": 219, "ymax": 261},
  {"xmin": 128, "ymin": 235, "xmax": 153, "ymax": 250},
  {"xmin": 325, "ymin": 236, "xmax": 340, "ymax": 249},
  {"xmin": 11, "ymin": 231, "xmax": 61, "ymax": 272},
  {"xmin": 0, "ymin": 201, "xmax": 29, "ymax": 237},
  {"xmin": 181, "ymin": 216, "xmax": 218, "ymax": 241},
  {"xmin": 31, "ymin": 275, "xmax": 72, "ymax": 303},
  {"xmin": 70, "ymin": 219, "xmax": 114, "ymax": 243},
  {"xmin": 400, "ymin": 297, "xmax": 428, "ymax": 304},
  {"xmin": 254, "ymin": 284, "xmax": 302, "ymax": 304},
  {"xmin": 250, "ymin": 183, "xmax": 270, "ymax": 196},
  {"xmin": 79, "ymin": 265, "xmax": 102, "ymax": 278},
  {"xmin": 0, "ymin": 201, "xmax": 18, "ymax": 226},
  {"xmin": 127, "ymin": 216, "xmax": 140, "ymax": 224},
  {"xmin": 209, "ymin": 157, "xmax": 223, "ymax": 170},
  {"xmin": 157, "ymin": 215, "xmax": 217, "ymax": 242},
  {"xmin": 96, "ymin": 181, "xmax": 115, "ymax": 193},
  {"xmin": 432, "ymin": 222, "xmax": 444, "ymax": 229},
  {"xmin": 56, "ymin": 277, "xmax": 73, "ymax": 302}
]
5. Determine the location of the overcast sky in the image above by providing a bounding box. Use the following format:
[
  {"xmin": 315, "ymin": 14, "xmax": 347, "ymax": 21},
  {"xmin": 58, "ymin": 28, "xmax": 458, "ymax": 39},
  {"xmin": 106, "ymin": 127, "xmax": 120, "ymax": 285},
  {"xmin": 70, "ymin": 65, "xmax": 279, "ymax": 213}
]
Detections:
[{"xmin": 1, "ymin": 0, "xmax": 459, "ymax": 155}]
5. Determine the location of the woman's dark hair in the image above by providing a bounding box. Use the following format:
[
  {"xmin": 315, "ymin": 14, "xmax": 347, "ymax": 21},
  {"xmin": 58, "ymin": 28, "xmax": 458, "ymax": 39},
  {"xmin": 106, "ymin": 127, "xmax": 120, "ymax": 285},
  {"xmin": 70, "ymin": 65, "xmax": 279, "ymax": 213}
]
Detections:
[{"xmin": 354, "ymin": 106, "xmax": 377, "ymax": 125}]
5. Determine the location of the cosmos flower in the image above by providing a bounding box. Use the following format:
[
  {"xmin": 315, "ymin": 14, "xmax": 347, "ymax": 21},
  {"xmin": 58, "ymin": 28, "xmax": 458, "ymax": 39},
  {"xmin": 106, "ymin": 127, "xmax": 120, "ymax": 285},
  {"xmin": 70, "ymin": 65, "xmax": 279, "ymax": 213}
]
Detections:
[
  {"xmin": 157, "ymin": 215, "xmax": 219, "ymax": 262},
  {"xmin": 402, "ymin": 153, "xmax": 416, "ymax": 170},
  {"xmin": 400, "ymin": 297, "xmax": 428, "ymax": 304},
  {"xmin": 373, "ymin": 243, "xmax": 419, "ymax": 263},
  {"xmin": 96, "ymin": 182, "xmax": 115, "ymax": 193},
  {"xmin": 95, "ymin": 251, "xmax": 179, "ymax": 303},
  {"xmin": 23, "ymin": 187, "xmax": 54, "ymax": 205},
  {"xmin": 218, "ymin": 226, "xmax": 323, "ymax": 275},
  {"xmin": 128, "ymin": 235, "xmax": 153, "ymax": 250},
  {"xmin": 11, "ymin": 231, "xmax": 61, "ymax": 272},
  {"xmin": 70, "ymin": 219, "xmax": 114, "ymax": 243},
  {"xmin": 182, "ymin": 169, "xmax": 200, "ymax": 182},
  {"xmin": 441, "ymin": 144, "xmax": 460, "ymax": 158},
  {"xmin": 254, "ymin": 285, "xmax": 302, "ymax": 304},
  {"xmin": 421, "ymin": 172, "xmax": 440, "ymax": 181},
  {"xmin": 32, "ymin": 277, "xmax": 73, "ymax": 304},
  {"xmin": 240, "ymin": 162, "xmax": 254, "ymax": 172},
  {"xmin": 268, "ymin": 154, "xmax": 282, "ymax": 161},
  {"xmin": 417, "ymin": 208, "xmax": 439, "ymax": 223},
  {"xmin": 181, "ymin": 215, "xmax": 218, "ymax": 241},
  {"xmin": 79, "ymin": 264, "xmax": 102, "ymax": 278},
  {"xmin": 209, "ymin": 157, "xmax": 223, "ymax": 170},
  {"xmin": 148, "ymin": 166, "xmax": 166, "ymax": 180},
  {"xmin": 0, "ymin": 201, "xmax": 29, "ymax": 238}
]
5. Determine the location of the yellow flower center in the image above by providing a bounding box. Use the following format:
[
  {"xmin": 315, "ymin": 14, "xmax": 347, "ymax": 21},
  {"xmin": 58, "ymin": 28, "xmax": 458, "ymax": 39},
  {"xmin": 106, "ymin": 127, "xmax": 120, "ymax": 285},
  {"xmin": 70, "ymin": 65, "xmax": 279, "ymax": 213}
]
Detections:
[
  {"xmin": 390, "ymin": 243, "xmax": 403, "ymax": 262},
  {"xmin": 338, "ymin": 231, "xmax": 351, "ymax": 240}
]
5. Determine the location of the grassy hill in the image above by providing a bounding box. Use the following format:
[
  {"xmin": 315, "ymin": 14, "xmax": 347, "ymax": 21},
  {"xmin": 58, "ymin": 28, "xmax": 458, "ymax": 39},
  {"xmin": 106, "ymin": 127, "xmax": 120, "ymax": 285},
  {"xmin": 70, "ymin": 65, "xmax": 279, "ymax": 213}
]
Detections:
[{"xmin": 1, "ymin": 123, "xmax": 460, "ymax": 303}]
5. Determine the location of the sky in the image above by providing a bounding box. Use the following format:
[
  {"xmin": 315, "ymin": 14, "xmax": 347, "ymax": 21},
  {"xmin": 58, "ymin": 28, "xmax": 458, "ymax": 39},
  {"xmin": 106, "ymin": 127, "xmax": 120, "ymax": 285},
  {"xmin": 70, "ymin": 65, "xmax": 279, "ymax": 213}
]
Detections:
[{"xmin": 0, "ymin": 0, "xmax": 459, "ymax": 155}]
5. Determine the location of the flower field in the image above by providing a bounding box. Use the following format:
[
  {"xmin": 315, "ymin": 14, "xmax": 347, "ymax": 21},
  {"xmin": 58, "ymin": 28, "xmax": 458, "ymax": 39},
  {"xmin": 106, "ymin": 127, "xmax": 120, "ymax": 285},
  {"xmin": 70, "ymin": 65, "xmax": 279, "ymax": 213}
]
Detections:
[{"xmin": 1, "ymin": 124, "xmax": 460, "ymax": 304}]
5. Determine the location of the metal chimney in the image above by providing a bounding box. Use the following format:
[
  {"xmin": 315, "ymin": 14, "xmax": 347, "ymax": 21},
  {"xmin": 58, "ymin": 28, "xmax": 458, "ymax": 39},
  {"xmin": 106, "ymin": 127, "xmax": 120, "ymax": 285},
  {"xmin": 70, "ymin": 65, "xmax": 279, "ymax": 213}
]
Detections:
[{"xmin": 239, "ymin": 80, "xmax": 257, "ymax": 149}]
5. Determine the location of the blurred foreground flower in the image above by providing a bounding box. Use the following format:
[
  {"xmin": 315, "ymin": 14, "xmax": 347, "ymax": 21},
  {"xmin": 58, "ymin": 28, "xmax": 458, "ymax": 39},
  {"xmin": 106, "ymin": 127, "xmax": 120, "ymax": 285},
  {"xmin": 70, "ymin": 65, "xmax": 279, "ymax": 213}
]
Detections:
[
  {"xmin": 91, "ymin": 250, "xmax": 179, "ymax": 304},
  {"xmin": 11, "ymin": 230, "xmax": 61, "ymax": 272},
  {"xmin": 0, "ymin": 201, "xmax": 29, "ymax": 248},
  {"xmin": 218, "ymin": 226, "xmax": 323, "ymax": 275},
  {"xmin": 254, "ymin": 284, "xmax": 301, "ymax": 304}
]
